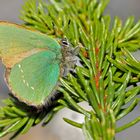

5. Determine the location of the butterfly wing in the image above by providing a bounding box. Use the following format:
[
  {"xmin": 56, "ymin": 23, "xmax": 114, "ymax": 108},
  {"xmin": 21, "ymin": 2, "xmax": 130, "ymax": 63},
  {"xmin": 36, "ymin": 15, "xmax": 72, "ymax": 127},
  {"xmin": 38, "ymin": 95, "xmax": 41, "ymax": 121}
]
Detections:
[
  {"xmin": 7, "ymin": 50, "xmax": 61, "ymax": 107},
  {"xmin": 0, "ymin": 22, "xmax": 61, "ymax": 68}
]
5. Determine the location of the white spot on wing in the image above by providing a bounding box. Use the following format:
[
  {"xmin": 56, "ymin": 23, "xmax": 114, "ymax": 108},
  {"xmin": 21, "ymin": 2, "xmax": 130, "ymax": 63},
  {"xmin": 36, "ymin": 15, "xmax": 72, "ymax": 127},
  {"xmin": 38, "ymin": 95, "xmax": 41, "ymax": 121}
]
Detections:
[
  {"xmin": 21, "ymin": 69, "xmax": 24, "ymax": 73},
  {"xmin": 18, "ymin": 64, "xmax": 21, "ymax": 68},
  {"xmin": 26, "ymin": 83, "xmax": 29, "ymax": 87},
  {"xmin": 31, "ymin": 87, "xmax": 35, "ymax": 90}
]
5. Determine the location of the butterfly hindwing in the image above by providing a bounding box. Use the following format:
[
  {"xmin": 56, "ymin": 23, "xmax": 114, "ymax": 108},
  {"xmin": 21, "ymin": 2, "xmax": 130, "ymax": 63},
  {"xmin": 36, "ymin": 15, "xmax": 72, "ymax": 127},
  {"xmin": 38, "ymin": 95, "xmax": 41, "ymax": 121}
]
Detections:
[{"xmin": 7, "ymin": 51, "xmax": 61, "ymax": 107}]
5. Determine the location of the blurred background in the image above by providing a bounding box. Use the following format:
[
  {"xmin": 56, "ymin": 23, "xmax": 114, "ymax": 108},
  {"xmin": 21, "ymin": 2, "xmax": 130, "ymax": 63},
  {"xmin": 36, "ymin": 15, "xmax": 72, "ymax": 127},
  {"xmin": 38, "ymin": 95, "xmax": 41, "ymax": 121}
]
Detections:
[{"xmin": 0, "ymin": 0, "xmax": 140, "ymax": 140}]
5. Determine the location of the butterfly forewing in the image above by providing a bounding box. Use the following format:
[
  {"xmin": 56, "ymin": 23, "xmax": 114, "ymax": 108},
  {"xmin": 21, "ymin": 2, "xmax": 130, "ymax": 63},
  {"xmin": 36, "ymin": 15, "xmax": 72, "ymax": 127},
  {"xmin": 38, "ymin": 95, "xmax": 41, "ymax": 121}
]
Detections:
[{"xmin": 0, "ymin": 22, "xmax": 61, "ymax": 68}]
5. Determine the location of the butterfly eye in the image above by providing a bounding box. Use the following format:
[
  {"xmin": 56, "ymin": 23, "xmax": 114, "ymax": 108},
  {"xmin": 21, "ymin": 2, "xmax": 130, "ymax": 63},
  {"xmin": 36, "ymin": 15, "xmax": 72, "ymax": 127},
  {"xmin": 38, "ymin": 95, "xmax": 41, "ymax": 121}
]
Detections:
[{"xmin": 61, "ymin": 38, "xmax": 70, "ymax": 47}]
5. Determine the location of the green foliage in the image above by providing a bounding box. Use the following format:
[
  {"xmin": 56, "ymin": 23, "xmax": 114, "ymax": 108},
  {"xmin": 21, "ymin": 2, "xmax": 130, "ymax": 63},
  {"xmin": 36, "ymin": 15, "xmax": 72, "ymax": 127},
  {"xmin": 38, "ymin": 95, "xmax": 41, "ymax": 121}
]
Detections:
[
  {"xmin": 0, "ymin": 0, "xmax": 140, "ymax": 139},
  {"xmin": 0, "ymin": 97, "xmax": 61, "ymax": 139}
]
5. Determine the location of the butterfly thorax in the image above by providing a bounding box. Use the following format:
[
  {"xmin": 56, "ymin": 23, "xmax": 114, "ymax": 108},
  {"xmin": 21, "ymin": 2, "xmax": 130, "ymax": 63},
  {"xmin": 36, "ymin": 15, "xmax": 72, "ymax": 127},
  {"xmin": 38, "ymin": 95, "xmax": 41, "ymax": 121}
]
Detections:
[{"xmin": 59, "ymin": 39, "xmax": 79, "ymax": 76}]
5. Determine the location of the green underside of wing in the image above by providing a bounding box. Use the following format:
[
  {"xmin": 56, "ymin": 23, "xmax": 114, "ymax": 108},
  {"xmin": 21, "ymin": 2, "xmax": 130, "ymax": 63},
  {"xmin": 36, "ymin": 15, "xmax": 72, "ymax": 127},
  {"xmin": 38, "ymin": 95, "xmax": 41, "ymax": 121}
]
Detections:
[
  {"xmin": 9, "ymin": 51, "xmax": 61, "ymax": 106},
  {"xmin": 0, "ymin": 23, "xmax": 61, "ymax": 58}
]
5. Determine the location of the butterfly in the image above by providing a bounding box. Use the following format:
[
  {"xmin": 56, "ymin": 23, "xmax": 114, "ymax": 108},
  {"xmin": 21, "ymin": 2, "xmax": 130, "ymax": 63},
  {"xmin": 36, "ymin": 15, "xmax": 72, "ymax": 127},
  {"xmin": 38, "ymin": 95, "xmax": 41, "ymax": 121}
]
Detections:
[{"xmin": 0, "ymin": 21, "xmax": 70, "ymax": 108}]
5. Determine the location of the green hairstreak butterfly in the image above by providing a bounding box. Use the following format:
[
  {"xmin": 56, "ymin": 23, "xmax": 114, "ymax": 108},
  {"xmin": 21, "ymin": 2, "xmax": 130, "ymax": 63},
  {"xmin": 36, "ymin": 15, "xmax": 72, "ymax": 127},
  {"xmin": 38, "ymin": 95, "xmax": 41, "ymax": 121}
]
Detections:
[{"xmin": 0, "ymin": 21, "xmax": 71, "ymax": 108}]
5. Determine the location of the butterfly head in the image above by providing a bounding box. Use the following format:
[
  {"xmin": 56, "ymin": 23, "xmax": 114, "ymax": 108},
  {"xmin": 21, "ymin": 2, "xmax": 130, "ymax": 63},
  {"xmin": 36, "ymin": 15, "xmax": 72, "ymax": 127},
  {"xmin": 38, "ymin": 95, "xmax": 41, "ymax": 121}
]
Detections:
[{"xmin": 60, "ymin": 38, "xmax": 70, "ymax": 48}]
